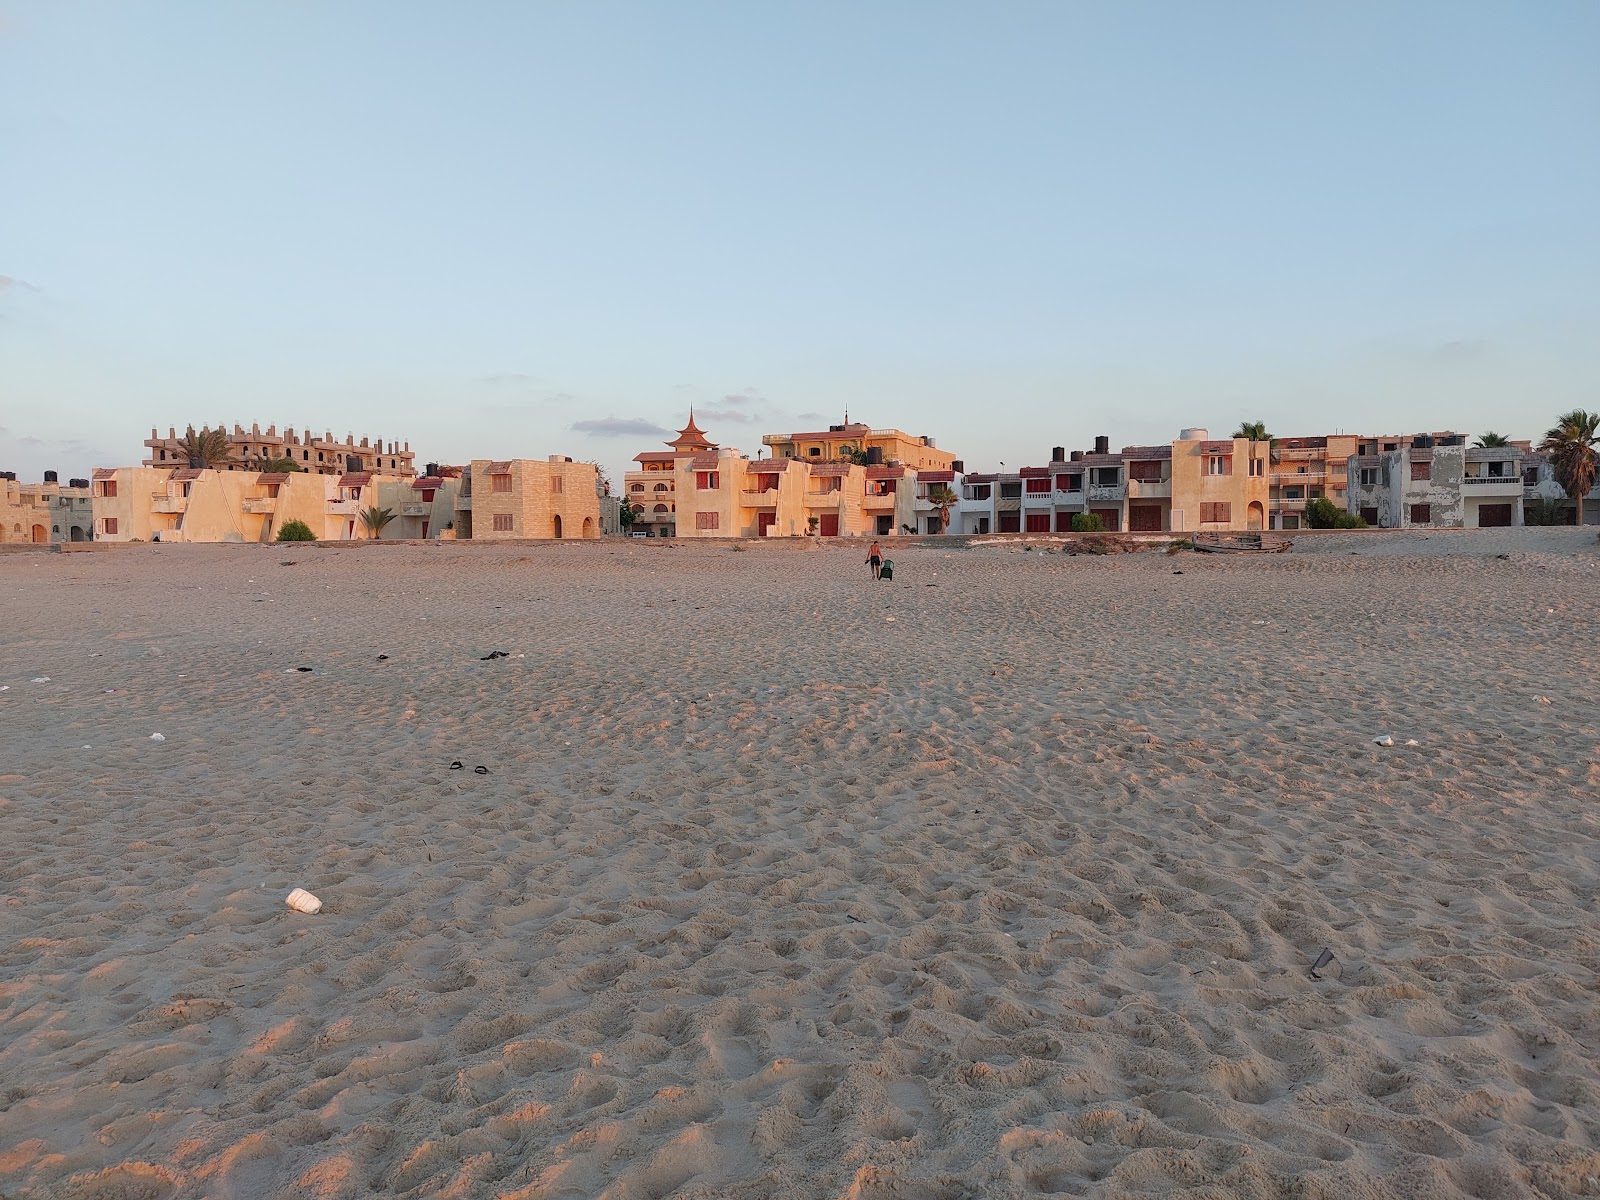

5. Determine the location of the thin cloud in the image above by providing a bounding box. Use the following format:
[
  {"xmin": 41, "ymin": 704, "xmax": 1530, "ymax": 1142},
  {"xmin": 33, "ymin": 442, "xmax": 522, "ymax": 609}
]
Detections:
[
  {"xmin": 696, "ymin": 407, "xmax": 761, "ymax": 425},
  {"xmin": 477, "ymin": 372, "xmax": 538, "ymax": 385},
  {"xmin": 720, "ymin": 390, "xmax": 762, "ymax": 406},
  {"xmin": 571, "ymin": 417, "xmax": 672, "ymax": 437},
  {"xmin": 795, "ymin": 411, "xmax": 825, "ymax": 423},
  {"xmin": 0, "ymin": 275, "xmax": 41, "ymax": 293}
]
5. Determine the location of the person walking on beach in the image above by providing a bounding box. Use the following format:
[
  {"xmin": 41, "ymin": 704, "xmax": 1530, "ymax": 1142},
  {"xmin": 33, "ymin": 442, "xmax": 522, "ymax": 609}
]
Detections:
[{"xmin": 867, "ymin": 540, "xmax": 884, "ymax": 580}]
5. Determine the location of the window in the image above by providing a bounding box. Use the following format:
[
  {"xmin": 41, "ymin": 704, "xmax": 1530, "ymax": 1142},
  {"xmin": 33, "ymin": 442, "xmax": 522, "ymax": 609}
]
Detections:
[
  {"xmin": 1090, "ymin": 467, "xmax": 1119, "ymax": 487},
  {"xmin": 1249, "ymin": 458, "xmax": 1264, "ymax": 477},
  {"xmin": 1128, "ymin": 461, "xmax": 1163, "ymax": 482},
  {"xmin": 1487, "ymin": 462, "xmax": 1506, "ymax": 478},
  {"xmin": 102, "ymin": 517, "xmax": 118, "ymax": 535},
  {"xmin": 999, "ymin": 482, "xmax": 1022, "ymax": 498},
  {"xmin": 492, "ymin": 473, "xmax": 512, "ymax": 493},
  {"xmin": 653, "ymin": 503, "xmax": 670, "ymax": 513},
  {"xmin": 1523, "ymin": 467, "xmax": 1539, "ymax": 485},
  {"xmin": 1283, "ymin": 487, "xmax": 1304, "ymax": 501},
  {"xmin": 1296, "ymin": 466, "xmax": 1307, "ymax": 474},
  {"xmin": 1206, "ymin": 455, "xmax": 1230, "ymax": 476},
  {"xmin": 1055, "ymin": 475, "xmax": 1079, "ymax": 492},
  {"xmin": 1308, "ymin": 488, "xmax": 1323, "ymax": 500},
  {"xmin": 695, "ymin": 511, "xmax": 720, "ymax": 530},
  {"xmin": 1359, "ymin": 468, "xmax": 1377, "ymax": 487},
  {"xmin": 1410, "ymin": 503, "xmax": 1431, "ymax": 525},
  {"xmin": 99, "ymin": 480, "xmax": 118, "ymax": 498},
  {"xmin": 967, "ymin": 484, "xmax": 991, "ymax": 500},
  {"xmin": 1200, "ymin": 501, "xmax": 1231, "ymax": 524},
  {"xmin": 1361, "ymin": 506, "xmax": 1379, "ymax": 525},
  {"xmin": 630, "ymin": 483, "xmax": 645, "ymax": 493},
  {"xmin": 808, "ymin": 447, "xmax": 821, "ymax": 457},
  {"xmin": 1025, "ymin": 478, "xmax": 1050, "ymax": 493},
  {"xmin": 695, "ymin": 471, "xmax": 720, "ymax": 490},
  {"xmin": 493, "ymin": 513, "xmax": 513, "ymax": 532},
  {"xmin": 422, "ymin": 490, "xmax": 435, "ymax": 502},
  {"xmin": 159, "ymin": 449, "xmax": 167, "ymax": 460},
  {"xmin": 1411, "ymin": 461, "xmax": 1431, "ymax": 481},
  {"xmin": 550, "ymin": 475, "xmax": 563, "ymax": 494},
  {"xmin": 1281, "ymin": 514, "xmax": 1301, "ymax": 530}
]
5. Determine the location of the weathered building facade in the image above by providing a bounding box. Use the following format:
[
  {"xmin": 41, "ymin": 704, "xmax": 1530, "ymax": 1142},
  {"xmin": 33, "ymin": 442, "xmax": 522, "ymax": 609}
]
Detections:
[{"xmin": 457, "ymin": 458, "xmax": 601, "ymax": 541}]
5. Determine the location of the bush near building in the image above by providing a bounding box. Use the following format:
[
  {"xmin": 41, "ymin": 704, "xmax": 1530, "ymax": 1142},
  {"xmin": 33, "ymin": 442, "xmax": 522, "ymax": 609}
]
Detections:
[
  {"xmin": 1071, "ymin": 512, "xmax": 1105, "ymax": 533},
  {"xmin": 276, "ymin": 519, "xmax": 316, "ymax": 542},
  {"xmin": 1305, "ymin": 497, "xmax": 1367, "ymax": 529}
]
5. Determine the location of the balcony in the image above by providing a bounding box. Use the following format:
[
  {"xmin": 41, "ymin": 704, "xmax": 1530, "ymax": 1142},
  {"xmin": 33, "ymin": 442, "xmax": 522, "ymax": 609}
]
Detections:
[
  {"xmin": 1086, "ymin": 484, "xmax": 1125, "ymax": 502},
  {"xmin": 739, "ymin": 490, "xmax": 779, "ymax": 506},
  {"xmin": 327, "ymin": 499, "xmax": 360, "ymax": 515},
  {"xmin": 1126, "ymin": 479, "xmax": 1171, "ymax": 499},
  {"xmin": 1463, "ymin": 476, "xmax": 1523, "ymax": 495},
  {"xmin": 804, "ymin": 491, "xmax": 842, "ymax": 507},
  {"xmin": 1054, "ymin": 488, "xmax": 1083, "ymax": 503},
  {"xmin": 150, "ymin": 495, "xmax": 187, "ymax": 513},
  {"xmin": 1273, "ymin": 469, "xmax": 1326, "ymax": 481},
  {"xmin": 760, "ymin": 434, "xmax": 785, "ymax": 446},
  {"xmin": 455, "ymin": 496, "xmax": 472, "ymax": 510},
  {"xmin": 400, "ymin": 501, "xmax": 429, "ymax": 516},
  {"xmin": 995, "ymin": 497, "xmax": 1021, "ymax": 512},
  {"xmin": 241, "ymin": 497, "xmax": 276, "ymax": 514},
  {"xmin": 1021, "ymin": 490, "xmax": 1054, "ymax": 507},
  {"xmin": 862, "ymin": 492, "xmax": 896, "ymax": 510}
]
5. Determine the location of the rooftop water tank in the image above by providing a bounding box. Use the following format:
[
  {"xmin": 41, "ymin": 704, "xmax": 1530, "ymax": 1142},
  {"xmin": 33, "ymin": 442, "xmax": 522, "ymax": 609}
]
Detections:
[{"xmin": 1179, "ymin": 427, "xmax": 1209, "ymax": 441}]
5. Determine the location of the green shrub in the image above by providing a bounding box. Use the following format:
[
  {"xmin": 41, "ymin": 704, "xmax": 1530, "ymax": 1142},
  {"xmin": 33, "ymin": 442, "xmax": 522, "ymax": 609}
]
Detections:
[
  {"xmin": 1305, "ymin": 497, "xmax": 1366, "ymax": 529},
  {"xmin": 276, "ymin": 519, "xmax": 316, "ymax": 542},
  {"xmin": 1070, "ymin": 512, "xmax": 1105, "ymax": 533},
  {"xmin": 1524, "ymin": 498, "xmax": 1567, "ymax": 527}
]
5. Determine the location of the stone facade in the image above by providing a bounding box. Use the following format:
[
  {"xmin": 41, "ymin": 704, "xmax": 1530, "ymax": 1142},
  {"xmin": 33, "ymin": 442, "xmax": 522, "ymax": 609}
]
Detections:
[
  {"xmin": 1, "ymin": 477, "xmax": 93, "ymax": 544},
  {"xmin": 459, "ymin": 458, "xmax": 601, "ymax": 540}
]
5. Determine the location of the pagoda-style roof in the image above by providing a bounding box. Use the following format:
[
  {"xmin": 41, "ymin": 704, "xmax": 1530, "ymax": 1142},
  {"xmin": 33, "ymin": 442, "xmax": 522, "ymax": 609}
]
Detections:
[{"xmin": 665, "ymin": 410, "xmax": 718, "ymax": 453}]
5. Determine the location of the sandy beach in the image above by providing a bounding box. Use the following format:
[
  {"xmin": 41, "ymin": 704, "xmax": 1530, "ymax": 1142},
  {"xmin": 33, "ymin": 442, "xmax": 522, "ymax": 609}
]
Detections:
[{"xmin": 2, "ymin": 529, "xmax": 1598, "ymax": 1200}]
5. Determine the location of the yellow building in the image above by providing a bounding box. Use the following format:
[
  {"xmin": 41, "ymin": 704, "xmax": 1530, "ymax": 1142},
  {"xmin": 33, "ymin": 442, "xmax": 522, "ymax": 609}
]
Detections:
[
  {"xmin": 1169, "ymin": 428, "xmax": 1272, "ymax": 532},
  {"xmin": 90, "ymin": 466, "xmax": 386, "ymax": 542},
  {"xmin": 760, "ymin": 421, "xmax": 955, "ymax": 471},
  {"xmin": 458, "ymin": 457, "xmax": 601, "ymax": 540},
  {"xmin": 1, "ymin": 476, "xmax": 92, "ymax": 544},
  {"xmin": 143, "ymin": 422, "xmax": 415, "ymax": 477},
  {"xmin": 623, "ymin": 413, "xmax": 718, "ymax": 537}
]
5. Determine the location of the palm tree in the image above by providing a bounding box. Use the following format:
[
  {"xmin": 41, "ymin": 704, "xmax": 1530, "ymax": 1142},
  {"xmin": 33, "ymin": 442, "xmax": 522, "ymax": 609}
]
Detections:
[
  {"xmin": 1233, "ymin": 421, "xmax": 1273, "ymax": 442},
  {"xmin": 1539, "ymin": 409, "xmax": 1599, "ymax": 526},
  {"xmin": 358, "ymin": 506, "xmax": 396, "ymax": 539},
  {"xmin": 1475, "ymin": 432, "xmax": 1511, "ymax": 448},
  {"xmin": 926, "ymin": 484, "xmax": 958, "ymax": 533},
  {"xmin": 247, "ymin": 455, "xmax": 304, "ymax": 473},
  {"xmin": 177, "ymin": 424, "xmax": 232, "ymax": 469}
]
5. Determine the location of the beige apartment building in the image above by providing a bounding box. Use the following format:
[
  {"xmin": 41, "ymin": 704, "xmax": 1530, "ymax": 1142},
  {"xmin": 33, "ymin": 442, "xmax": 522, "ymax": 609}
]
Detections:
[
  {"xmin": 143, "ymin": 423, "xmax": 415, "ymax": 477},
  {"xmin": 1, "ymin": 474, "xmax": 93, "ymax": 544},
  {"xmin": 761, "ymin": 421, "xmax": 956, "ymax": 472},
  {"xmin": 623, "ymin": 413, "xmax": 717, "ymax": 538},
  {"xmin": 90, "ymin": 467, "xmax": 394, "ymax": 542},
  {"xmin": 457, "ymin": 458, "xmax": 601, "ymax": 540}
]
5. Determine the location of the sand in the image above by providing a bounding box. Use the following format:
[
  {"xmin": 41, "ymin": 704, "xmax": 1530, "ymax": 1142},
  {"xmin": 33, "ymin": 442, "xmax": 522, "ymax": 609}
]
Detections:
[{"xmin": 1, "ymin": 529, "xmax": 1598, "ymax": 1200}]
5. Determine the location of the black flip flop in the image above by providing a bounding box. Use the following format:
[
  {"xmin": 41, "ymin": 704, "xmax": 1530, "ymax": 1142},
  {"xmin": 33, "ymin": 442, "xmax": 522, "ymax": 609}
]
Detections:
[
  {"xmin": 450, "ymin": 760, "xmax": 463, "ymax": 770},
  {"xmin": 474, "ymin": 766, "xmax": 489, "ymax": 775}
]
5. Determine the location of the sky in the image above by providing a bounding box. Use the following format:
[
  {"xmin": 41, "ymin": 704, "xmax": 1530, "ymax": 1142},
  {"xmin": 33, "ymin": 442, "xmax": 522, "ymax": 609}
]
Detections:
[{"xmin": 2, "ymin": 1, "xmax": 1597, "ymax": 484}]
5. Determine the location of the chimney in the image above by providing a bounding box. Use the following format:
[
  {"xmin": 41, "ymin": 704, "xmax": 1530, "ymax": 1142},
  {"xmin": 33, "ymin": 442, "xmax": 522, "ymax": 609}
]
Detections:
[{"xmin": 1094, "ymin": 435, "xmax": 1109, "ymax": 455}]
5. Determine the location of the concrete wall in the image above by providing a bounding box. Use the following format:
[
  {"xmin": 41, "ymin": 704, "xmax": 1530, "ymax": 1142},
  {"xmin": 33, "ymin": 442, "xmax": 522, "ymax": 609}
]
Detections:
[{"xmin": 1171, "ymin": 437, "xmax": 1270, "ymax": 532}]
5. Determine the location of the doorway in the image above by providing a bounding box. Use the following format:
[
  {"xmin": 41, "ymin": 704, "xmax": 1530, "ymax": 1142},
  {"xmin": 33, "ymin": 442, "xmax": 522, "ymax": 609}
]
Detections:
[
  {"xmin": 819, "ymin": 513, "xmax": 839, "ymax": 537},
  {"xmin": 553, "ymin": 514, "xmax": 563, "ymax": 539},
  {"xmin": 758, "ymin": 512, "xmax": 776, "ymax": 537}
]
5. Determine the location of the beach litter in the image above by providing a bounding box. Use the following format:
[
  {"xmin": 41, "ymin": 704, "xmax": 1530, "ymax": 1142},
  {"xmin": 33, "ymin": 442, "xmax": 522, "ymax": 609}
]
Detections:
[
  {"xmin": 31, "ymin": 677, "xmax": 51, "ymax": 683},
  {"xmin": 1372, "ymin": 735, "xmax": 1394, "ymax": 747},
  {"xmin": 474, "ymin": 765, "xmax": 490, "ymax": 775},
  {"xmin": 149, "ymin": 733, "xmax": 165, "ymax": 742},
  {"xmin": 481, "ymin": 650, "xmax": 509, "ymax": 660},
  {"xmin": 1534, "ymin": 696, "xmax": 1552, "ymax": 704},
  {"xmin": 286, "ymin": 888, "xmax": 322, "ymax": 915},
  {"xmin": 1310, "ymin": 948, "xmax": 1336, "ymax": 978}
]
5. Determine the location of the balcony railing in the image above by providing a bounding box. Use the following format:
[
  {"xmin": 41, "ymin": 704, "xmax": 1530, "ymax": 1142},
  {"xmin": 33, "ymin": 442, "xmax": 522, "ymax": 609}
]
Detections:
[
  {"xmin": 804, "ymin": 491, "xmax": 841, "ymax": 506},
  {"xmin": 1273, "ymin": 469, "xmax": 1326, "ymax": 481},
  {"xmin": 739, "ymin": 490, "xmax": 779, "ymax": 506},
  {"xmin": 150, "ymin": 495, "xmax": 186, "ymax": 513},
  {"xmin": 1087, "ymin": 485, "xmax": 1125, "ymax": 502},
  {"xmin": 1021, "ymin": 490, "xmax": 1054, "ymax": 506},
  {"xmin": 327, "ymin": 499, "xmax": 360, "ymax": 514},
  {"xmin": 400, "ymin": 501, "xmax": 429, "ymax": 516},
  {"xmin": 1126, "ymin": 479, "xmax": 1171, "ymax": 499},
  {"xmin": 241, "ymin": 497, "xmax": 276, "ymax": 514},
  {"xmin": 455, "ymin": 495, "xmax": 472, "ymax": 509},
  {"xmin": 862, "ymin": 492, "xmax": 895, "ymax": 509},
  {"xmin": 1463, "ymin": 475, "xmax": 1520, "ymax": 486}
]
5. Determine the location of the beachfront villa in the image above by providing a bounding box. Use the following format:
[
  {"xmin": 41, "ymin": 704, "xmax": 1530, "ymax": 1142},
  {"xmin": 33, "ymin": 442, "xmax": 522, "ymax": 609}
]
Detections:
[
  {"xmin": 454, "ymin": 458, "xmax": 601, "ymax": 541},
  {"xmin": 143, "ymin": 423, "xmax": 415, "ymax": 477},
  {"xmin": 0, "ymin": 473, "xmax": 93, "ymax": 544},
  {"xmin": 1346, "ymin": 436, "xmax": 1527, "ymax": 528},
  {"xmin": 90, "ymin": 466, "xmax": 383, "ymax": 542}
]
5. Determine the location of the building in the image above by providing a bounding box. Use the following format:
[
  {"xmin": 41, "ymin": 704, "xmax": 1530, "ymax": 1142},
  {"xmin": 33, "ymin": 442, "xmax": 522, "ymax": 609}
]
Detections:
[
  {"xmin": 1345, "ymin": 435, "xmax": 1525, "ymax": 528},
  {"xmin": 1265, "ymin": 435, "xmax": 1360, "ymax": 530},
  {"xmin": 0, "ymin": 473, "xmax": 94, "ymax": 544},
  {"xmin": 143, "ymin": 423, "xmax": 415, "ymax": 477},
  {"xmin": 90, "ymin": 466, "xmax": 376, "ymax": 542},
  {"xmin": 623, "ymin": 413, "xmax": 718, "ymax": 538},
  {"xmin": 456, "ymin": 457, "xmax": 601, "ymax": 540},
  {"xmin": 760, "ymin": 421, "xmax": 955, "ymax": 472},
  {"xmin": 372, "ymin": 467, "xmax": 463, "ymax": 541}
]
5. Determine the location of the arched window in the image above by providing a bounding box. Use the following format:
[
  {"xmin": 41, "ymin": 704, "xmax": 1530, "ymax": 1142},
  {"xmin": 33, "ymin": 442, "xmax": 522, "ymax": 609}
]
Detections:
[
  {"xmin": 653, "ymin": 503, "xmax": 669, "ymax": 513},
  {"xmin": 630, "ymin": 483, "xmax": 645, "ymax": 492},
  {"xmin": 654, "ymin": 482, "xmax": 669, "ymax": 492}
]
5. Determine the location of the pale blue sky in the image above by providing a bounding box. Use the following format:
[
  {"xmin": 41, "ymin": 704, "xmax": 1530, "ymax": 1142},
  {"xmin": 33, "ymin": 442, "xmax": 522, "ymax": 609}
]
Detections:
[{"xmin": 3, "ymin": 1, "xmax": 1596, "ymax": 483}]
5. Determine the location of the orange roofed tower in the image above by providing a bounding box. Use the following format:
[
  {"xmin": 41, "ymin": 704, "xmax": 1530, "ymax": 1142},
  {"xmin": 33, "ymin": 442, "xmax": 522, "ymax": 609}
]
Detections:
[
  {"xmin": 664, "ymin": 410, "xmax": 717, "ymax": 454},
  {"xmin": 624, "ymin": 411, "xmax": 721, "ymax": 538}
]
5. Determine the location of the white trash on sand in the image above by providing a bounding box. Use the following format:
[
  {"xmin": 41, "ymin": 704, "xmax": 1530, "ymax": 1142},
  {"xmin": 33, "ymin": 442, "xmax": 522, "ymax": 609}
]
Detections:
[{"xmin": 286, "ymin": 888, "xmax": 322, "ymax": 915}]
